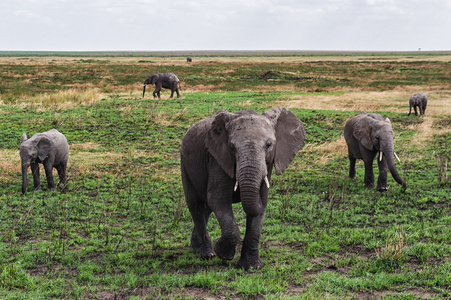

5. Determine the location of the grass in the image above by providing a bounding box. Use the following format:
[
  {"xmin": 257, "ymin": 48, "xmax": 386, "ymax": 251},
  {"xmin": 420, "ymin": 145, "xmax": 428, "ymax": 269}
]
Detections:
[{"xmin": 0, "ymin": 52, "xmax": 450, "ymax": 299}]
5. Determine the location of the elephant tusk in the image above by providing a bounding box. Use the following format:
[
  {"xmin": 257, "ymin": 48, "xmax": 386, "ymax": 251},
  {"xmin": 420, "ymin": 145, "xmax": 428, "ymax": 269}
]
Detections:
[
  {"xmin": 394, "ymin": 152, "xmax": 401, "ymax": 162},
  {"xmin": 234, "ymin": 181, "xmax": 239, "ymax": 192},
  {"xmin": 264, "ymin": 176, "xmax": 270, "ymax": 189},
  {"xmin": 379, "ymin": 151, "xmax": 383, "ymax": 162}
]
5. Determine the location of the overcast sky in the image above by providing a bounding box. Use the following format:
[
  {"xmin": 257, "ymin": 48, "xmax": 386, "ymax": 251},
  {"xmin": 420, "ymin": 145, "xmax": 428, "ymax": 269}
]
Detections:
[{"xmin": 1, "ymin": 0, "xmax": 450, "ymax": 51}]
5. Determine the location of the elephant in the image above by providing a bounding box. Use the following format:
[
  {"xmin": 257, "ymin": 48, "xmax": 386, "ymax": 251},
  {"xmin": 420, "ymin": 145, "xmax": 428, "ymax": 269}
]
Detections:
[
  {"xmin": 142, "ymin": 72, "xmax": 181, "ymax": 99},
  {"xmin": 20, "ymin": 129, "xmax": 69, "ymax": 194},
  {"xmin": 186, "ymin": 57, "xmax": 192, "ymax": 63},
  {"xmin": 180, "ymin": 107, "xmax": 306, "ymax": 269},
  {"xmin": 344, "ymin": 112, "xmax": 406, "ymax": 191},
  {"xmin": 408, "ymin": 93, "xmax": 428, "ymax": 116}
]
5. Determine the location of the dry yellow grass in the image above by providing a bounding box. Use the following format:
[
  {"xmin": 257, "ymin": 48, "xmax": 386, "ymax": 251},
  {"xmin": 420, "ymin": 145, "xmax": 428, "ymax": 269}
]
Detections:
[
  {"xmin": 7, "ymin": 89, "xmax": 104, "ymax": 111},
  {"xmin": 277, "ymin": 89, "xmax": 451, "ymax": 115},
  {"xmin": 301, "ymin": 138, "xmax": 348, "ymax": 165},
  {"xmin": 285, "ymin": 88, "xmax": 450, "ymax": 164},
  {"xmin": 3, "ymin": 53, "xmax": 450, "ymax": 67}
]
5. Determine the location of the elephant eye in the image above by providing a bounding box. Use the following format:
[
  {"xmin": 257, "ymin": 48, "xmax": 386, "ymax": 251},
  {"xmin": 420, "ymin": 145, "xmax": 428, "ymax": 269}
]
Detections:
[
  {"xmin": 229, "ymin": 144, "xmax": 236, "ymax": 153},
  {"xmin": 266, "ymin": 140, "xmax": 273, "ymax": 149},
  {"xmin": 375, "ymin": 135, "xmax": 380, "ymax": 140}
]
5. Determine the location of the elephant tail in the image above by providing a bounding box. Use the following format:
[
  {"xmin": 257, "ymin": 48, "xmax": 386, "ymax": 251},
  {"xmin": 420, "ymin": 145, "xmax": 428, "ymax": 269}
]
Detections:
[{"xmin": 178, "ymin": 81, "xmax": 182, "ymax": 91}]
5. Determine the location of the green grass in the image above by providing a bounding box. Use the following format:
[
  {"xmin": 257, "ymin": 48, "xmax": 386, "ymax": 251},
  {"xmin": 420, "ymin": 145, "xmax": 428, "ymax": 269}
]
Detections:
[{"xmin": 0, "ymin": 54, "xmax": 450, "ymax": 299}]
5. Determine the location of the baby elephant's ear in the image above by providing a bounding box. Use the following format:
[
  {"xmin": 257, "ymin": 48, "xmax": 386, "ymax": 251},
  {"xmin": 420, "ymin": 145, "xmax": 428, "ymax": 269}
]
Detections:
[
  {"xmin": 21, "ymin": 133, "xmax": 28, "ymax": 143},
  {"xmin": 37, "ymin": 137, "xmax": 52, "ymax": 162},
  {"xmin": 353, "ymin": 118, "xmax": 373, "ymax": 150}
]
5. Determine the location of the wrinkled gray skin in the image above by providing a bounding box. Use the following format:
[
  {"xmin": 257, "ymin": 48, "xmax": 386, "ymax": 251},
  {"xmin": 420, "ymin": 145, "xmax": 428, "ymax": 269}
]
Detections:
[
  {"xmin": 20, "ymin": 129, "xmax": 69, "ymax": 194},
  {"xmin": 408, "ymin": 93, "xmax": 428, "ymax": 116},
  {"xmin": 344, "ymin": 112, "xmax": 406, "ymax": 191},
  {"xmin": 142, "ymin": 72, "xmax": 181, "ymax": 99},
  {"xmin": 181, "ymin": 107, "xmax": 306, "ymax": 269}
]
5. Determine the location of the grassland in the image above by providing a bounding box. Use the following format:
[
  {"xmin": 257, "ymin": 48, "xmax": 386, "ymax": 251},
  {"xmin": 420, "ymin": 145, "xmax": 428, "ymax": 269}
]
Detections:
[{"xmin": 0, "ymin": 52, "xmax": 450, "ymax": 299}]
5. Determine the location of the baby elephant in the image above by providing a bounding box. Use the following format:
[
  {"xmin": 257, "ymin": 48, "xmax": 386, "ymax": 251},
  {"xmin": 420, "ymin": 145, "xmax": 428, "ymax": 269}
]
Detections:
[
  {"xmin": 20, "ymin": 129, "xmax": 69, "ymax": 194},
  {"xmin": 142, "ymin": 72, "xmax": 181, "ymax": 99},
  {"xmin": 408, "ymin": 93, "xmax": 428, "ymax": 116},
  {"xmin": 344, "ymin": 112, "xmax": 406, "ymax": 191}
]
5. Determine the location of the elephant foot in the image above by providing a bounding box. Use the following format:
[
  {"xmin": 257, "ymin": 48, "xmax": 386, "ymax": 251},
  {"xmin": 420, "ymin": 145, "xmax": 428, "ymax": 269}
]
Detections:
[
  {"xmin": 33, "ymin": 186, "xmax": 42, "ymax": 192},
  {"xmin": 190, "ymin": 232, "xmax": 215, "ymax": 259},
  {"xmin": 214, "ymin": 237, "xmax": 237, "ymax": 261},
  {"xmin": 377, "ymin": 186, "xmax": 389, "ymax": 192},
  {"xmin": 237, "ymin": 255, "xmax": 263, "ymax": 270}
]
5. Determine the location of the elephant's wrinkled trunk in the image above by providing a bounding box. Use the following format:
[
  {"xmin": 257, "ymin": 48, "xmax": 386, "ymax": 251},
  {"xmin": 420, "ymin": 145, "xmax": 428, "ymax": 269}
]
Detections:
[
  {"xmin": 237, "ymin": 160, "xmax": 266, "ymax": 217},
  {"xmin": 142, "ymin": 85, "xmax": 146, "ymax": 97},
  {"xmin": 21, "ymin": 161, "xmax": 29, "ymax": 194},
  {"xmin": 384, "ymin": 149, "xmax": 406, "ymax": 189}
]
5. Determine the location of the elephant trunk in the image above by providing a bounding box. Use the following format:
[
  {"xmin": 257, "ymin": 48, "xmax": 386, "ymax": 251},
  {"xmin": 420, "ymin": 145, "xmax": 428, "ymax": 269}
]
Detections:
[
  {"xmin": 384, "ymin": 149, "xmax": 406, "ymax": 189},
  {"xmin": 236, "ymin": 160, "xmax": 266, "ymax": 217},
  {"xmin": 21, "ymin": 161, "xmax": 29, "ymax": 194},
  {"xmin": 142, "ymin": 85, "xmax": 146, "ymax": 97}
]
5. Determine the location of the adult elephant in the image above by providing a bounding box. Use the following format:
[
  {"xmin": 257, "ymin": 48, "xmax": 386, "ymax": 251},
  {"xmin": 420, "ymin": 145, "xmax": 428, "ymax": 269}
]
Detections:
[
  {"xmin": 142, "ymin": 72, "xmax": 181, "ymax": 98},
  {"xmin": 344, "ymin": 112, "xmax": 406, "ymax": 191},
  {"xmin": 408, "ymin": 93, "xmax": 428, "ymax": 116},
  {"xmin": 20, "ymin": 129, "xmax": 69, "ymax": 194},
  {"xmin": 181, "ymin": 107, "xmax": 306, "ymax": 269}
]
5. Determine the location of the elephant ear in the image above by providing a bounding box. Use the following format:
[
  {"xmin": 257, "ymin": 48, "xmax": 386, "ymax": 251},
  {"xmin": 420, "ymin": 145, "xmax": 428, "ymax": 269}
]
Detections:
[
  {"xmin": 151, "ymin": 74, "xmax": 159, "ymax": 84},
  {"xmin": 353, "ymin": 117, "xmax": 373, "ymax": 150},
  {"xmin": 263, "ymin": 107, "xmax": 306, "ymax": 175},
  {"xmin": 37, "ymin": 137, "xmax": 52, "ymax": 162},
  {"xmin": 21, "ymin": 133, "xmax": 28, "ymax": 143},
  {"xmin": 205, "ymin": 111, "xmax": 236, "ymax": 178}
]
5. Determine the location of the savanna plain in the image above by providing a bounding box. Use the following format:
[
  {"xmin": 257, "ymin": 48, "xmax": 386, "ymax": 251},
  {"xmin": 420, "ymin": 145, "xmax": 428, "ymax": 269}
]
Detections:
[{"xmin": 0, "ymin": 51, "xmax": 450, "ymax": 299}]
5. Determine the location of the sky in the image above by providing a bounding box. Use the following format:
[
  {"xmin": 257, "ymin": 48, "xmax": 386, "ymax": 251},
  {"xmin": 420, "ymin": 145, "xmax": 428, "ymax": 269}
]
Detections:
[{"xmin": 1, "ymin": 0, "xmax": 451, "ymax": 52}]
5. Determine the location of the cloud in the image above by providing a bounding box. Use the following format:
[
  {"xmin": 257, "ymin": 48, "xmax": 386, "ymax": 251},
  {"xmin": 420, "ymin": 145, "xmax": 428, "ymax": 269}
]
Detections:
[{"xmin": 1, "ymin": 0, "xmax": 450, "ymax": 51}]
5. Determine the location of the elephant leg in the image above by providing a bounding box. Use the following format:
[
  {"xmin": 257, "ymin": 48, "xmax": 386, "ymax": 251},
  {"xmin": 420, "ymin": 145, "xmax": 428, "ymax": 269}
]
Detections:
[
  {"xmin": 189, "ymin": 200, "xmax": 214, "ymax": 259},
  {"xmin": 56, "ymin": 162, "xmax": 67, "ymax": 189},
  {"xmin": 153, "ymin": 84, "xmax": 162, "ymax": 99},
  {"xmin": 182, "ymin": 168, "xmax": 214, "ymax": 259},
  {"xmin": 363, "ymin": 157, "xmax": 375, "ymax": 188},
  {"xmin": 376, "ymin": 157, "xmax": 389, "ymax": 191},
  {"xmin": 414, "ymin": 106, "xmax": 418, "ymax": 116},
  {"xmin": 43, "ymin": 161, "xmax": 55, "ymax": 190},
  {"xmin": 348, "ymin": 152, "xmax": 357, "ymax": 179},
  {"xmin": 176, "ymin": 88, "xmax": 181, "ymax": 99},
  {"xmin": 213, "ymin": 203, "xmax": 240, "ymax": 261},
  {"xmin": 238, "ymin": 210, "xmax": 267, "ymax": 270},
  {"xmin": 30, "ymin": 163, "xmax": 42, "ymax": 191},
  {"xmin": 207, "ymin": 172, "xmax": 240, "ymax": 260},
  {"xmin": 169, "ymin": 89, "xmax": 174, "ymax": 98}
]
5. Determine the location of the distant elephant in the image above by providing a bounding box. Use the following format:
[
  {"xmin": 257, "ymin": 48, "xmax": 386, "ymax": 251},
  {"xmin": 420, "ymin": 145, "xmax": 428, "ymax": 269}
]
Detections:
[
  {"xmin": 181, "ymin": 107, "xmax": 306, "ymax": 269},
  {"xmin": 344, "ymin": 112, "xmax": 406, "ymax": 191},
  {"xmin": 142, "ymin": 72, "xmax": 181, "ymax": 98},
  {"xmin": 408, "ymin": 93, "xmax": 428, "ymax": 116},
  {"xmin": 20, "ymin": 129, "xmax": 69, "ymax": 194},
  {"xmin": 186, "ymin": 57, "xmax": 192, "ymax": 63}
]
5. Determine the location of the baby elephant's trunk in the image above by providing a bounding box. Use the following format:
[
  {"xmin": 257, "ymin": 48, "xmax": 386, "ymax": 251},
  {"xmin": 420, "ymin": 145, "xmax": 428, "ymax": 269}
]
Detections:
[{"xmin": 142, "ymin": 85, "xmax": 146, "ymax": 97}]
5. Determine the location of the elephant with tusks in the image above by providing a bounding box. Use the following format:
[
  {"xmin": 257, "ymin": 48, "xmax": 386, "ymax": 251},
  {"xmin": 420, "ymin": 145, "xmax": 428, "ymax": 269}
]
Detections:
[
  {"xmin": 344, "ymin": 112, "xmax": 406, "ymax": 191},
  {"xmin": 180, "ymin": 108, "xmax": 306, "ymax": 269}
]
